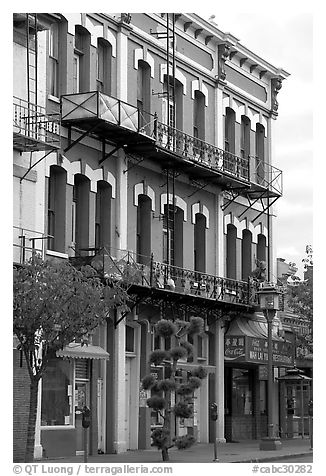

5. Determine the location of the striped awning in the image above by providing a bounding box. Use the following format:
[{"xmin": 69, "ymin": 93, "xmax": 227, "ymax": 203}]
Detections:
[{"xmin": 56, "ymin": 342, "xmax": 110, "ymax": 360}]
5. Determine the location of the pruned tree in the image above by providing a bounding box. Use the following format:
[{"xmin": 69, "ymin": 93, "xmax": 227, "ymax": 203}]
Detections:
[
  {"xmin": 141, "ymin": 317, "xmax": 207, "ymax": 461},
  {"xmin": 13, "ymin": 256, "xmax": 129, "ymax": 462}
]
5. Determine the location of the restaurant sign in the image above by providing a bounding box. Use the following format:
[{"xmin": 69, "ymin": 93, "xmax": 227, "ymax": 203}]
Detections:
[{"xmin": 225, "ymin": 335, "xmax": 294, "ymax": 367}]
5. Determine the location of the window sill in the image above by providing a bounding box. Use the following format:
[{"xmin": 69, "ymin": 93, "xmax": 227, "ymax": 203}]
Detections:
[
  {"xmin": 46, "ymin": 250, "xmax": 69, "ymax": 259},
  {"xmin": 41, "ymin": 425, "xmax": 74, "ymax": 430},
  {"xmin": 47, "ymin": 94, "xmax": 60, "ymax": 104}
]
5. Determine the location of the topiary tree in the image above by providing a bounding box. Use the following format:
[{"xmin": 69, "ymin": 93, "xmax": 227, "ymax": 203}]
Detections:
[{"xmin": 141, "ymin": 317, "xmax": 207, "ymax": 461}]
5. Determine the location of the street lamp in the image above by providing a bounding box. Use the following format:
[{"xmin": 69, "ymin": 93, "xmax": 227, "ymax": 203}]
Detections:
[{"xmin": 258, "ymin": 283, "xmax": 282, "ymax": 451}]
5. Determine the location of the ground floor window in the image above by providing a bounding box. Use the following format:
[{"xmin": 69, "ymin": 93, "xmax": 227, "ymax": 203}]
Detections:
[{"xmin": 41, "ymin": 358, "xmax": 73, "ymax": 426}]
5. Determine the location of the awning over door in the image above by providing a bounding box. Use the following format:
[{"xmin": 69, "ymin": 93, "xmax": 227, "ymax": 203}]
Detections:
[
  {"xmin": 225, "ymin": 314, "xmax": 294, "ymax": 367},
  {"xmin": 56, "ymin": 342, "xmax": 110, "ymax": 360}
]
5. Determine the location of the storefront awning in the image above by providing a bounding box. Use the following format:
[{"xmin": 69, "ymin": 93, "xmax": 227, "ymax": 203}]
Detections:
[
  {"xmin": 225, "ymin": 314, "xmax": 294, "ymax": 367},
  {"xmin": 56, "ymin": 343, "xmax": 110, "ymax": 360}
]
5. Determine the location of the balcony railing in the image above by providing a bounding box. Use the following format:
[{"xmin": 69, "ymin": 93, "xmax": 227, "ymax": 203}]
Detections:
[
  {"xmin": 13, "ymin": 97, "xmax": 61, "ymax": 151},
  {"xmin": 13, "ymin": 226, "xmax": 45, "ymax": 264},
  {"xmin": 70, "ymin": 247, "xmax": 259, "ymax": 308},
  {"xmin": 60, "ymin": 91, "xmax": 282, "ymax": 194},
  {"xmin": 155, "ymin": 122, "xmax": 250, "ymax": 182}
]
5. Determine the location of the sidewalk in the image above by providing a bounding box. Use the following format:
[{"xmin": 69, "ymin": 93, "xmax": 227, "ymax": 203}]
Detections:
[{"xmin": 42, "ymin": 438, "xmax": 313, "ymax": 464}]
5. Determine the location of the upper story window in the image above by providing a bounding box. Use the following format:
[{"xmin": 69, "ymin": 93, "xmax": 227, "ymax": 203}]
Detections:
[
  {"xmin": 48, "ymin": 23, "xmax": 59, "ymax": 97},
  {"xmin": 162, "ymin": 77, "xmax": 183, "ymax": 131},
  {"xmin": 240, "ymin": 115, "xmax": 250, "ymax": 159},
  {"xmin": 225, "ymin": 107, "xmax": 236, "ymax": 155},
  {"xmin": 96, "ymin": 38, "xmax": 112, "ymax": 94},
  {"xmin": 137, "ymin": 60, "xmax": 151, "ymax": 131},
  {"xmin": 47, "ymin": 165, "xmax": 67, "ymax": 253},
  {"xmin": 73, "ymin": 26, "xmax": 90, "ymax": 93},
  {"xmin": 193, "ymin": 90, "xmax": 205, "ymax": 141}
]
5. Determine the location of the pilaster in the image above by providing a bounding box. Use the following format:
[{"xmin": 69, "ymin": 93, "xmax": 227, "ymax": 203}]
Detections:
[{"xmin": 215, "ymin": 319, "xmax": 226, "ymax": 443}]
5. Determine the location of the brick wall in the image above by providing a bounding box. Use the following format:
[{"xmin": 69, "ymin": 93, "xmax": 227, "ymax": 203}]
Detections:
[{"xmin": 13, "ymin": 350, "xmax": 30, "ymax": 462}]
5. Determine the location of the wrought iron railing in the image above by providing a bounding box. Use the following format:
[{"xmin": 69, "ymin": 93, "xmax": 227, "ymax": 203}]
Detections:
[
  {"xmin": 155, "ymin": 122, "xmax": 250, "ymax": 182},
  {"xmin": 70, "ymin": 247, "xmax": 259, "ymax": 307},
  {"xmin": 13, "ymin": 96, "xmax": 60, "ymax": 148},
  {"xmin": 61, "ymin": 91, "xmax": 282, "ymax": 193}
]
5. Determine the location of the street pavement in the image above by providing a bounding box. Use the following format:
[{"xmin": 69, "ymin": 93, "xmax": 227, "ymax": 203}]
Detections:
[{"xmin": 41, "ymin": 437, "xmax": 313, "ymax": 464}]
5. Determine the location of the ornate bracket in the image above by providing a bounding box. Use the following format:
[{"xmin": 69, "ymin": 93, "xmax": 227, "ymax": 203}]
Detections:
[
  {"xmin": 218, "ymin": 43, "xmax": 231, "ymax": 82},
  {"xmin": 119, "ymin": 13, "xmax": 132, "ymax": 24},
  {"xmin": 271, "ymin": 77, "xmax": 283, "ymax": 113}
]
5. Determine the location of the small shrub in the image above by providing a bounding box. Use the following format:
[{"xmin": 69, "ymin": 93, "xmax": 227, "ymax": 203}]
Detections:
[
  {"xmin": 169, "ymin": 346, "xmax": 187, "ymax": 361},
  {"xmin": 191, "ymin": 365, "xmax": 208, "ymax": 379},
  {"xmin": 142, "ymin": 375, "xmax": 156, "ymax": 390},
  {"xmin": 188, "ymin": 316, "xmax": 204, "ymax": 335},
  {"xmin": 188, "ymin": 376, "xmax": 201, "ymax": 389},
  {"xmin": 174, "ymin": 401, "xmax": 193, "ymax": 418},
  {"xmin": 146, "ymin": 395, "xmax": 166, "ymax": 410},
  {"xmin": 155, "ymin": 319, "xmax": 177, "ymax": 338},
  {"xmin": 157, "ymin": 378, "xmax": 176, "ymax": 392},
  {"xmin": 176, "ymin": 384, "xmax": 194, "ymax": 396},
  {"xmin": 149, "ymin": 349, "xmax": 169, "ymax": 366},
  {"xmin": 151, "ymin": 427, "xmax": 170, "ymax": 449},
  {"xmin": 173, "ymin": 434, "xmax": 196, "ymax": 449},
  {"xmin": 180, "ymin": 340, "xmax": 194, "ymax": 356}
]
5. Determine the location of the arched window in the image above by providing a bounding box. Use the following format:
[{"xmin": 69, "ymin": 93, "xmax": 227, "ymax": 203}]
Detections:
[
  {"xmin": 241, "ymin": 115, "xmax": 250, "ymax": 159},
  {"xmin": 95, "ymin": 181, "xmax": 112, "ymax": 251},
  {"xmin": 242, "ymin": 229, "xmax": 252, "ymax": 280},
  {"xmin": 163, "ymin": 204, "xmax": 183, "ymax": 267},
  {"xmin": 194, "ymin": 213, "xmax": 206, "ymax": 273},
  {"xmin": 226, "ymin": 224, "xmax": 237, "ymax": 279},
  {"xmin": 136, "ymin": 194, "xmax": 152, "ymax": 264},
  {"xmin": 137, "ymin": 60, "xmax": 151, "ymax": 131},
  {"xmin": 73, "ymin": 26, "xmax": 90, "ymax": 93},
  {"xmin": 225, "ymin": 107, "xmax": 235, "ymax": 154},
  {"xmin": 193, "ymin": 90, "xmax": 205, "ymax": 140},
  {"xmin": 73, "ymin": 174, "xmax": 90, "ymax": 252},
  {"xmin": 255, "ymin": 123, "xmax": 265, "ymax": 184},
  {"xmin": 257, "ymin": 234, "xmax": 267, "ymax": 263},
  {"xmin": 163, "ymin": 76, "xmax": 183, "ymax": 131},
  {"xmin": 47, "ymin": 165, "xmax": 67, "ymax": 253},
  {"xmin": 96, "ymin": 38, "xmax": 112, "ymax": 94}
]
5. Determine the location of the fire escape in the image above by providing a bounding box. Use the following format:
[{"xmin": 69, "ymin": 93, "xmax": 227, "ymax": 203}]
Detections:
[{"xmin": 13, "ymin": 13, "xmax": 61, "ymax": 264}]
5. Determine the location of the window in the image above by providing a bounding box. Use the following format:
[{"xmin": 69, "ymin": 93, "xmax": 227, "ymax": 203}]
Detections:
[
  {"xmin": 240, "ymin": 115, "xmax": 250, "ymax": 159},
  {"xmin": 49, "ymin": 23, "xmax": 59, "ymax": 97},
  {"xmin": 47, "ymin": 166, "xmax": 67, "ymax": 253},
  {"xmin": 73, "ymin": 26, "xmax": 90, "ymax": 93},
  {"xmin": 126, "ymin": 326, "xmax": 135, "ymax": 353},
  {"xmin": 225, "ymin": 107, "xmax": 235, "ymax": 154},
  {"xmin": 194, "ymin": 213, "xmax": 206, "ymax": 273},
  {"xmin": 257, "ymin": 234, "xmax": 267, "ymax": 263},
  {"xmin": 193, "ymin": 90, "xmax": 205, "ymax": 153},
  {"xmin": 95, "ymin": 181, "xmax": 112, "ymax": 251},
  {"xmin": 242, "ymin": 229, "xmax": 252, "ymax": 280},
  {"xmin": 163, "ymin": 204, "xmax": 175, "ymax": 266},
  {"xmin": 73, "ymin": 174, "xmax": 90, "ymax": 252},
  {"xmin": 96, "ymin": 39, "xmax": 111, "ymax": 94},
  {"xmin": 136, "ymin": 194, "xmax": 152, "ymax": 264},
  {"xmin": 226, "ymin": 224, "xmax": 237, "ymax": 279},
  {"xmin": 41, "ymin": 358, "xmax": 73, "ymax": 426},
  {"xmin": 137, "ymin": 60, "xmax": 151, "ymax": 131},
  {"xmin": 255, "ymin": 123, "xmax": 265, "ymax": 184}
]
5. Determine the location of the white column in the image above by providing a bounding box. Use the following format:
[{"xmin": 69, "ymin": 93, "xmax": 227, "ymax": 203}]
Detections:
[
  {"xmin": 215, "ymin": 319, "xmax": 226, "ymax": 443},
  {"xmin": 34, "ymin": 378, "xmax": 43, "ymax": 459},
  {"xmin": 113, "ymin": 316, "xmax": 126, "ymax": 453},
  {"xmin": 215, "ymin": 86, "xmax": 224, "ymax": 150},
  {"xmin": 116, "ymin": 25, "xmax": 129, "ymax": 102}
]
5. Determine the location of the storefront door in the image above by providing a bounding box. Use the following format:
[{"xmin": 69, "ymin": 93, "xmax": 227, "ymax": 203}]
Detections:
[{"xmin": 75, "ymin": 380, "xmax": 90, "ymax": 455}]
